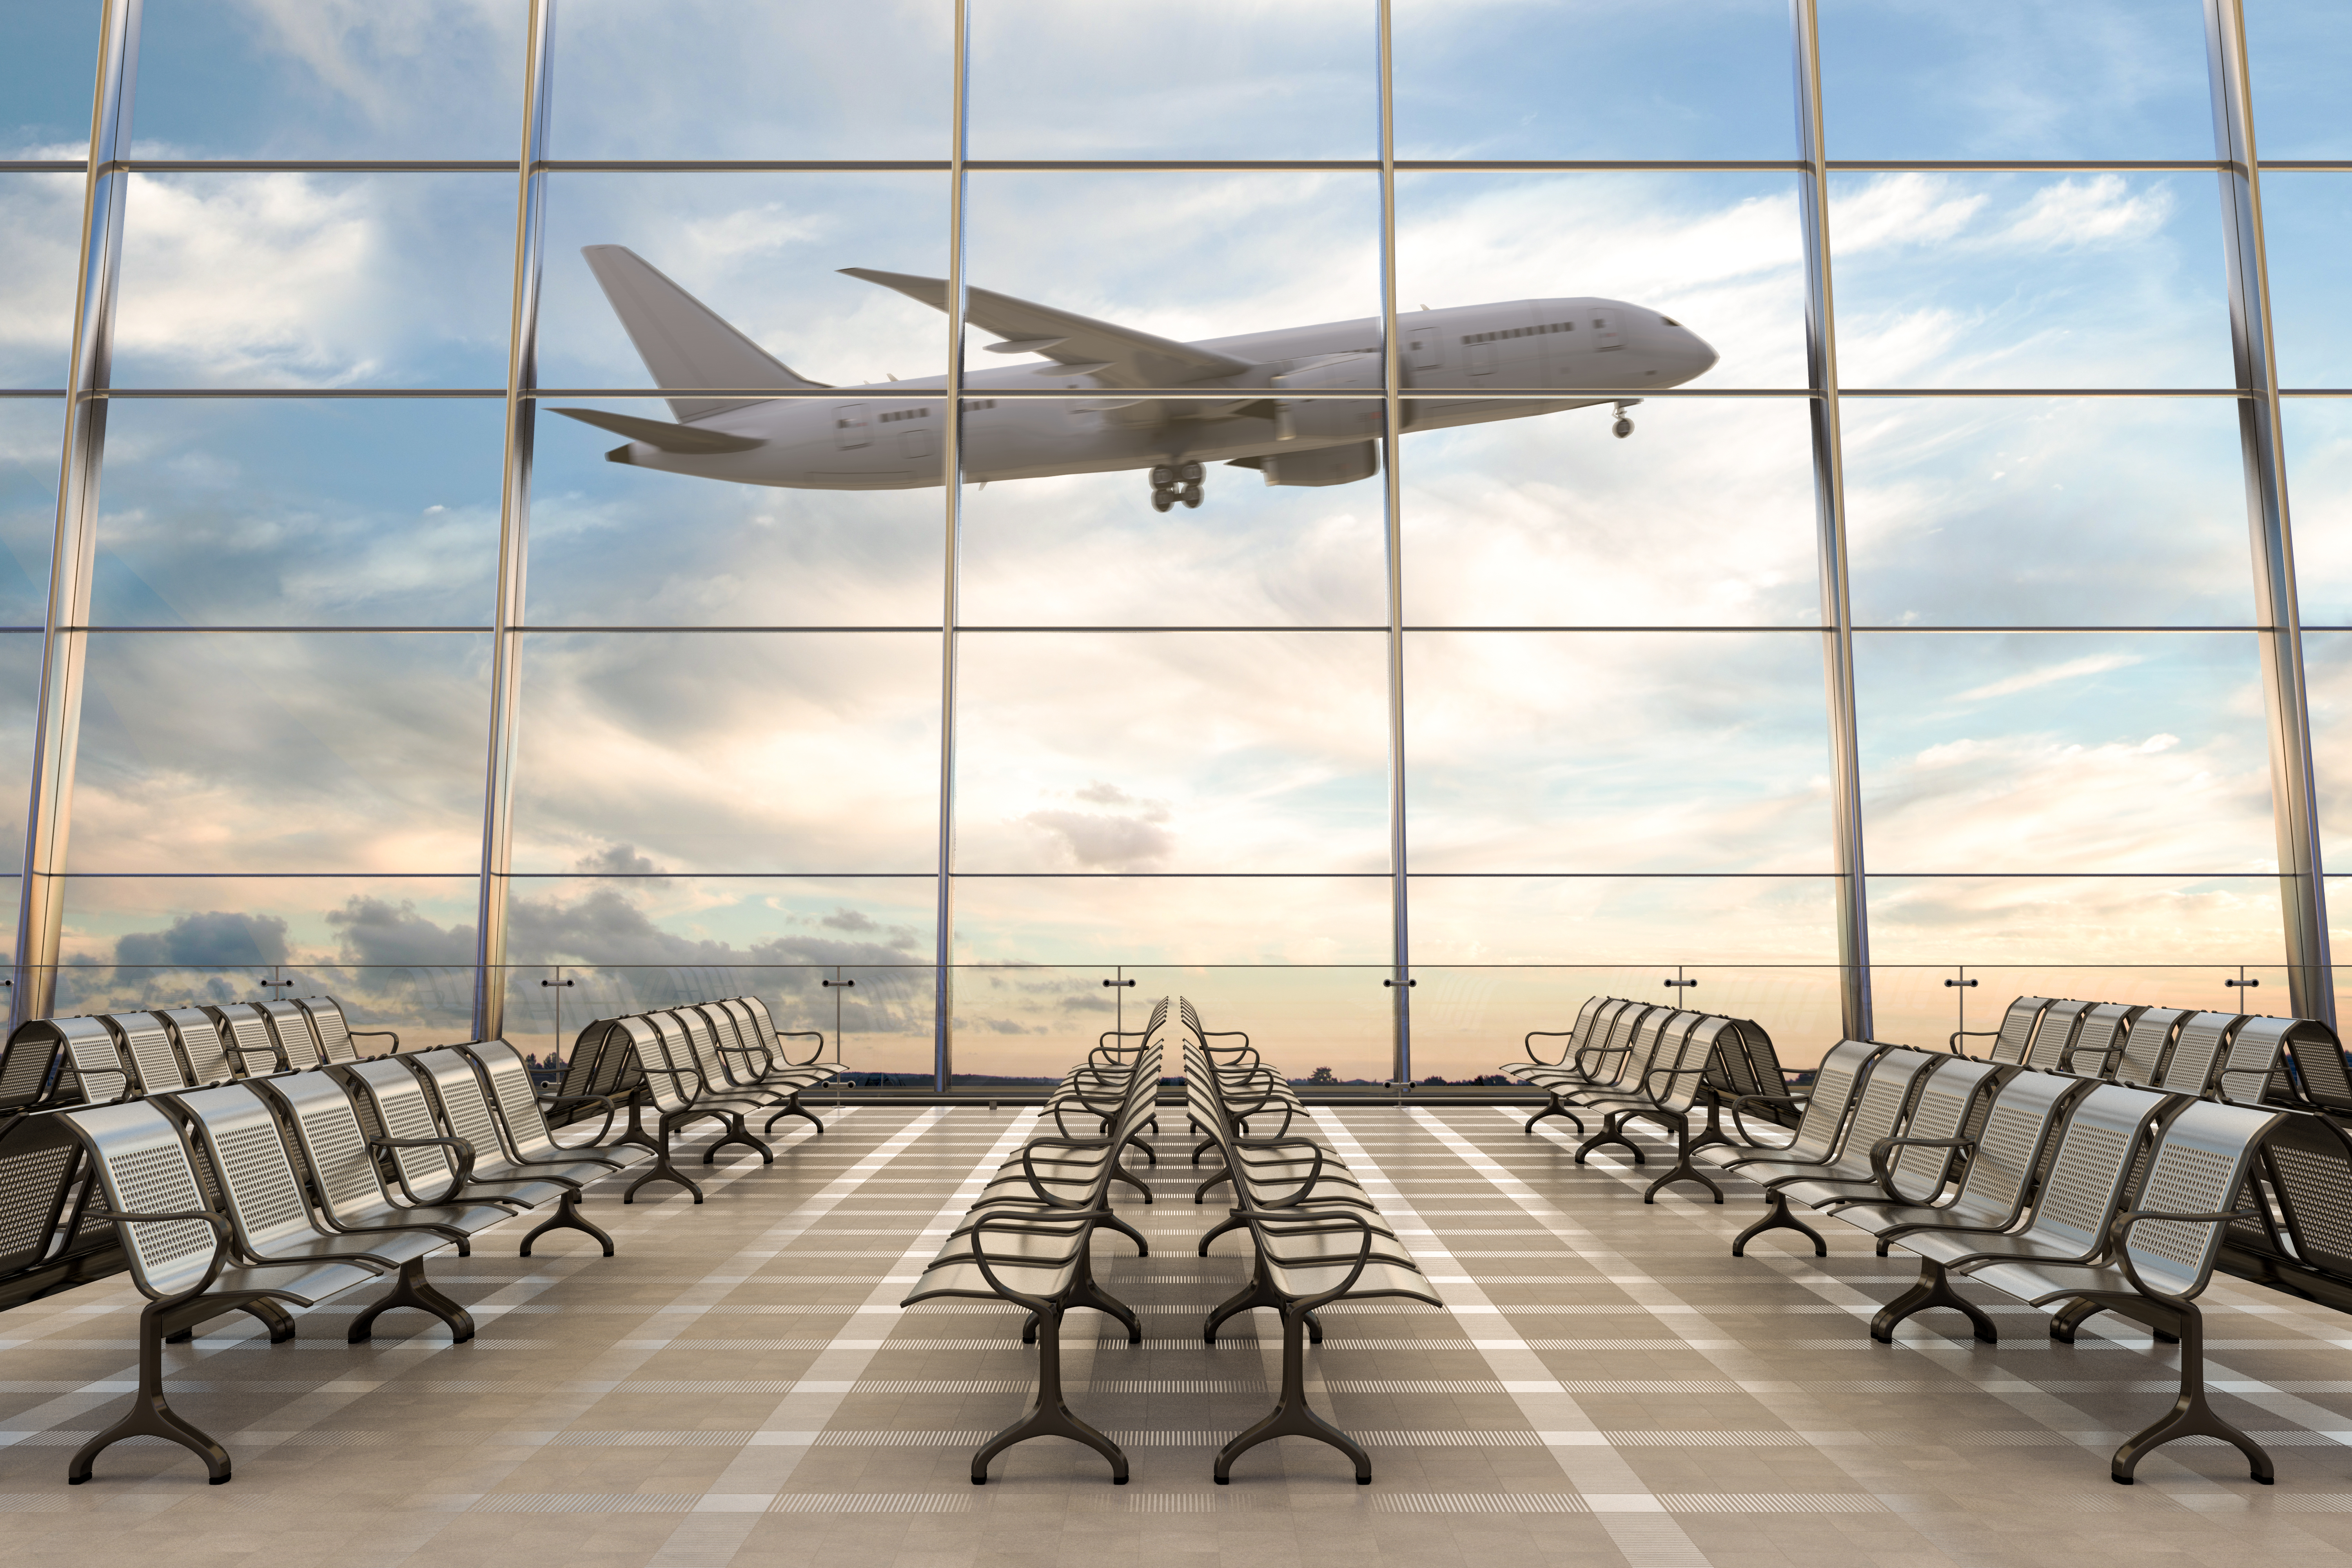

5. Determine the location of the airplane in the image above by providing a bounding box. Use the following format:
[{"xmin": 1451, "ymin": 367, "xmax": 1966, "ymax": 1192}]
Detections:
[{"xmin": 553, "ymin": 246, "xmax": 1719, "ymax": 512}]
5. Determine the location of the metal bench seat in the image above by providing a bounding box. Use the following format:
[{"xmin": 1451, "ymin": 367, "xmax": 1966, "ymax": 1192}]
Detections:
[
  {"xmin": 403, "ymin": 1047, "xmax": 628, "ymax": 1257},
  {"xmin": 456, "ymin": 1038, "xmax": 654, "ymax": 1179},
  {"xmin": 1826, "ymin": 1067, "xmax": 2081, "ymax": 1256},
  {"xmin": 156, "ymin": 1006, "xmax": 240, "ymax": 1087},
  {"xmin": 1693, "ymin": 1038, "xmax": 1900, "ymax": 1256},
  {"xmin": 1951, "ymin": 995, "xmax": 2052, "ymax": 1064},
  {"xmin": 338, "ymin": 1057, "xmax": 573, "ymax": 1214},
  {"xmin": 1772, "ymin": 1053, "xmax": 2002, "ymax": 1213},
  {"xmin": 256, "ymin": 1069, "xmax": 521, "ymax": 1254}
]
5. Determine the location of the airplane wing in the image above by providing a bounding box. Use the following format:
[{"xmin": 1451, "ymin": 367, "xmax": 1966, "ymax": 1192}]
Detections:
[{"xmin": 839, "ymin": 268, "xmax": 1253, "ymax": 389}]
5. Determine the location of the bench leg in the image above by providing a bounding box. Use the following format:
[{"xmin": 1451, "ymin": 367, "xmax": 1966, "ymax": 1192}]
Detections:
[
  {"xmin": 1685, "ymin": 1094, "xmax": 1735, "ymax": 1156},
  {"xmin": 1192, "ymin": 1135, "xmax": 1220, "ymax": 1166},
  {"xmin": 521, "ymin": 1188, "xmax": 615, "ymax": 1258},
  {"xmin": 1205, "ymin": 1264, "xmax": 1277, "ymax": 1344},
  {"xmin": 1112, "ymin": 1163, "xmax": 1154, "ymax": 1205},
  {"xmin": 1197, "ymin": 1212, "xmax": 1247, "ymax": 1255},
  {"xmin": 1525, "ymin": 1095, "xmax": 1585, "ymax": 1136},
  {"xmin": 1215, "ymin": 1302, "xmax": 1369, "ymax": 1486},
  {"xmin": 2048, "ymin": 1296, "xmax": 2104, "ymax": 1344},
  {"xmin": 699, "ymin": 1112, "xmax": 773, "ymax": 1166},
  {"xmin": 1574, "ymin": 1112, "xmax": 1647, "ymax": 1167},
  {"xmin": 624, "ymin": 1124, "xmax": 705, "ymax": 1205},
  {"xmin": 760, "ymin": 1100, "xmax": 825, "ymax": 1137},
  {"xmin": 1194, "ymin": 1166, "xmax": 1234, "ymax": 1205},
  {"xmin": 1731, "ymin": 1191, "xmax": 1826, "ymax": 1257},
  {"xmin": 1641, "ymin": 1122, "xmax": 1725, "ymax": 1206},
  {"xmin": 1125, "ymin": 1131, "xmax": 1157, "ymax": 1166},
  {"xmin": 71, "ymin": 1298, "xmax": 232, "ymax": 1486},
  {"xmin": 972, "ymin": 1303, "xmax": 1128, "ymax": 1486},
  {"xmin": 165, "ymin": 1299, "xmax": 297, "ymax": 1347},
  {"xmin": 348, "ymin": 1258, "xmax": 476, "ymax": 1345},
  {"xmin": 1870, "ymin": 1259, "xmax": 1996, "ymax": 1345},
  {"xmin": 2111, "ymin": 1300, "xmax": 2270, "ymax": 1486}
]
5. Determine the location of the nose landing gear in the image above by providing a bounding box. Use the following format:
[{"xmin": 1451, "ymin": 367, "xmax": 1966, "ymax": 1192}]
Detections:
[
  {"xmin": 1611, "ymin": 399, "xmax": 1642, "ymax": 439},
  {"xmin": 1150, "ymin": 461, "xmax": 1206, "ymax": 512}
]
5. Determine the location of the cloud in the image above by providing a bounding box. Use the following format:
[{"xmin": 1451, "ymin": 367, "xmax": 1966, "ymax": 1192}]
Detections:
[
  {"xmin": 1956, "ymin": 653, "xmax": 2143, "ymax": 702},
  {"xmin": 116, "ymin": 910, "xmax": 292, "ymax": 968},
  {"xmin": 327, "ymin": 895, "xmax": 476, "ymax": 967},
  {"xmin": 1020, "ymin": 808, "xmax": 1176, "ymax": 870}
]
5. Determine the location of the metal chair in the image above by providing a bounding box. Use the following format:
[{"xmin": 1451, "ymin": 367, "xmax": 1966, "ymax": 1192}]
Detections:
[
  {"xmin": 296, "ymin": 995, "xmax": 396, "ymax": 1059},
  {"xmin": 156, "ymin": 1006, "xmax": 239, "ymax": 1086},
  {"xmin": 403, "ymin": 1046, "xmax": 621, "ymax": 1256},
  {"xmin": 205, "ymin": 1002, "xmax": 285, "ymax": 1077},
  {"xmin": 254, "ymin": 1069, "xmax": 522, "ymax": 1256},
  {"xmin": 2112, "ymin": 1006, "xmax": 2190, "ymax": 1087},
  {"xmin": 1951, "ymin": 995, "xmax": 2051, "ymax": 1063}
]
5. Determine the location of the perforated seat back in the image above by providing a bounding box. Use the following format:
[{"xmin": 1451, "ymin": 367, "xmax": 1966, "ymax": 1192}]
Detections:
[
  {"xmin": 2216, "ymin": 1017, "xmax": 2296, "ymax": 1106},
  {"xmin": 2115, "ymin": 1007, "xmax": 2189, "ymax": 1087},
  {"xmin": 2121, "ymin": 1100, "xmax": 2285, "ymax": 1300},
  {"xmin": 1987, "ymin": 997, "xmax": 2052, "ymax": 1065},
  {"xmin": 345, "ymin": 1058, "xmax": 462, "ymax": 1196},
  {"xmin": 2159, "ymin": 1012, "xmax": 2242, "ymax": 1095},
  {"xmin": 48, "ymin": 1017, "xmax": 132, "ymax": 1105},
  {"xmin": 260, "ymin": 998, "xmax": 325, "ymax": 1069},
  {"xmin": 159, "ymin": 1007, "xmax": 236, "ymax": 1086},
  {"xmin": 2025, "ymin": 999, "xmax": 2093, "ymax": 1072},
  {"xmin": 2017, "ymin": 1083, "xmax": 2171, "ymax": 1256},
  {"xmin": 1591, "ymin": 1003, "xmax": 1657, "ymax": 1087},
  {"xmin": 1883, "ymin": 1054, "xmax": 2001, "ymax": 1195},
  {"xmin": 258, "ymin": 1071, "xmax": 391, "ymax": 1221},
  {"xmin": 54, "ymin": 1100, "xmax": 220, "ymax": 1299},
  {"xmin": 207, "ymin": 1003, "xmax": 283, "ymax": 1076},
  {"xmin": 408, "ymin": 1049, "xmax": 512, "ymax": 1165},
  {"xmin": 463, "ymin": 1040, "xmax": 562, "ymax": 1157},
  {"xmin": 169, "ymin": 1083, "xmax": 322, "ymax": 1253},
  {"xmin": 1784, "ymin": 1039, "xmax": 1879, "ymax": 1159},
  {"xmin": 2284, "ymin": 1021, "xmax": 2352, "ymax": 1112},
  {"xmin": 615, "ymin": 1015, "xmax": 688, "ymax": 1112},
  {"xmin": 2259, "ymin": 1113, "xmax": 2352, "ymax": 1278},
  {"xmin": 1831, "ymin": 1048, "xmax": 1937, "ymax": 1164},
  {"xmin": 1648, "ymin": 1015, "xmax": 1724, "ymax": 1110},
  {"xmin": 0, "ymin": 1024, "xmax": 62, "ymax": 1111},
  {"xmin": 1558, "ymin": 995, "xmax": 1610, "ymax": 1060},
  {"xmin": 296, "ymin": 997, "xmax": 362, "ymax": 1062},
  {"xmin": 105, "ymin": 1013, "xmax": 189, "ymax": 1093},
  {"xmin": 1613, "ymin": 1009, "xmax": 1677, "ymax": 1095},
  {"xmin": 663, "ymin": 1007, "xmax": 733, "ymax": 1092},
  {"xmin": 0, "ymin": 1115, "xmax": 89, "ymax": 1276},
  {"xmin": 2067, "ymin": 1002, "xmax": 2139, "ymax": 1077},
  {"xmin": 692, "ymin": 1002, "xmax": 754, "ymax": 1071},
  {"xmin": 1710, "ymin": 1019, "xmax": 1762, "ymax": 1101}
]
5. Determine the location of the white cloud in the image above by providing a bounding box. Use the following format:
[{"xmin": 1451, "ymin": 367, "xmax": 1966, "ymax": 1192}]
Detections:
[{"xmin": 1956, "ymin": 652, "xmax": 2142, "ymax": 701}]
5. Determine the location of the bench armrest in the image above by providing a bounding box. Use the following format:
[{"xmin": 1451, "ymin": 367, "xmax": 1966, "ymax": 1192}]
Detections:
[
  {"xmin": 369, "ymin": 1134, "xmax": 476, "ymax": 1208},
  {"xmin": 969, "ymin": 1207, "xmax": 1107, "ymax": 1312},
  {"xmin": 1237, "ymin": 1205, "xmax": 1372, "ymax": 1310},
  {"xmin": 2108, "ymin": 1207, "xmax": 2261, "ymax": 1307},
  {"xmin": 1523, "ymin": 1029, "xmax": 1577, "ymax": 1068},
  {"xmin": 1867, "ymin": 1134, "xmax": 1974, "ymax": 1204},
  {"xmin": 1946, "ymin": 1027, "xmax": 1997, "ymax": 1058},
  {"xmin": 771, "ymin": 1030, "xmax": 827, "ymax": 1067},
  {"xmin": 1725, "ymin": 1090, "xmax": 1805, "ymax": 1145},
  {"xmin": 91, "ymin": 1207, "xmax": 235, "ymax": 1303}
]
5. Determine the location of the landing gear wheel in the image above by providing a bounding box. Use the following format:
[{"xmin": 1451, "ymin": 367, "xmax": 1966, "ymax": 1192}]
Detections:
[
  {"xmin": 1151, "ymin": 488, "xmax": 1176, "ymax": 514},
  {"xmin": 1177, "ymin": 461, "xmax": 1204, "ymax": 484},
  {"xmin": 1179, "ymin": 481, "xmax": 1203, "ymax": 508},
  {"xmin": 1149, "ymin": 464, "xmax": 1178, "ymax": 487},
  {"xmin": 1613, "ymin": 418, "xmax": 1633, "ymax": 438}
]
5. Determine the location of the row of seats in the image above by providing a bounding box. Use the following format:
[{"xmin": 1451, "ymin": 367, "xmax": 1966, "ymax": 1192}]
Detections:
[
  {"xmin": 902, "ymin": 1005, "xmax": 1165, "ymax": 1485},
  {"xmin": 1, "ymin": 995, "xmax": 394, "ymax": 1112},
  {"xmin": 1955, "ymin": 993, "xmax": 2352, "ymax": 1112},
  {"xmin": 1184, "ymin": 997, "xmax": 1441, "ymax": 1486},
  {"xmin": 1503, "ymin": 996, "xmax": 2352, "ymax": 1487}
]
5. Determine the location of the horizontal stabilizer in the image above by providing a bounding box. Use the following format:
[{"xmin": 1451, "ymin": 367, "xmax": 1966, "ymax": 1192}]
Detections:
[
  {"xmin": 583, "ymin": 245, "xmax": 829, "ymax": 423},
  {"xmin": 984, "ymin": 337, "xmax": 1065, "ymax": 354},
  {"xmin": 550, "ymin": 407, "xmax": 766, "ymax": 454}
]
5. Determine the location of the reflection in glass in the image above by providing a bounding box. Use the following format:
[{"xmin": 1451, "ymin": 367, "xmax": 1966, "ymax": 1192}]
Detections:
[
  {"xmin": 550, "ymin": 0, "xmax": 952, "ymax": 160},
  {"xmin": 51, "ymin": 873, "xmax": 481, "ymax": 1044},
  {"xmin": 1406, "ymin": 633, "xmax": 1833, "ymax": 874},
  {"xmin": 1408, "ymin": 876, "xmax": 1838, "ymax": 965},
  {"xmin": 1393, "ymin": 0, "xmax": 1794, "ymax": 161},
  {"xmin": 2261, "ymin": 174, "xmax": 2352, "ymax": 391},
  {"xmin": 2247, "ymin": 0, "xmax": 2352, "ymax": 159},
  {"xmin": 1842, "ymin": 398, "xmax": 2254, "ymax": 626},
  {"xmin": 1401, "ymin": 398, "xmax": 1818, "ymax": 627},
  {"xmin": 509, "ymin": 633, "xmax": 942, "ymax": 875},
  {"xmin": 528, "ymin": 398, "xmax": 946, "ymax": 628},
  {"xmin": 1867, "ymin": 878, "xmax": 2287, "ymax": 985},
  {"xmin": 1414, "ymin": 963, "xmax": 1848, "ymax": 1080},
  {"xmin": 0, "ymin": 633, "xmax": 40, "ymax": 867},
  {"xmin": 112, "ymin": 174, "xmax": 516, "ymax": 388},
  {"xmin": 954, "ymin": 632, "xmax": 1390, "ymax": 875},
  {"xmin": 0, "ymin": 401, "xmax": 60, "ymax": 621},
  {"xmin": 70, "ymin": 634, "xmax": 492, "ymax": 872},
  {"xmin": 536, "ymin": 173, "xmax": 951, "ymax": 395},
  {"xmin": 968, "ymin": 0, "xmax": 1377, "ymax": 160},
  {"xmin": 1855, "ymin": 633, "xmax": 2274, "ymax": 874},
  {"xmin": 131, "ymin": 0, "xmax": 526, "ymax": 160},
  {"xmin": 1827, "ymin": 173, "xmax": 2231, "ymax": 390},
  {"xmin": 1817, "ymin": 0, "xmax": 2211, "ymax": 160},
  {"xmin": 2301, "ymin": 633, "xmax": 2352, "ymax": 861},
  {"xmin": 0, "ymin": 0, "xmax": 102, "ymax": 154},
  {"xmin": 2287, "ymin": 402, "xmax": 2352, "ymax": 626},
  {"xmin": 0, "ymin": 173, "xmax": 84, "ymax": 388},
  {"xmin": 1395, "ymin": 174, "xmax": 1806, "ymax": 391},
  {"xmin": 94, "ymin": 399, "xmax": 502, "ymax": 626}
]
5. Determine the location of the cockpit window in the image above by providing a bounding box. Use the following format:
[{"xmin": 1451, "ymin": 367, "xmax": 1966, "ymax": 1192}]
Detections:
[{"xmin": 1659, "ymin": 315, "xmax": 1681, "ymax": 327}]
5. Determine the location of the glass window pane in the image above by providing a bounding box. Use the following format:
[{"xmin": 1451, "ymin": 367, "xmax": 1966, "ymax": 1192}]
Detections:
[
  {"xmin": 0, "ymin": 401, "xmax": 60, "ymax": 620},
  {"xmin": 509, "ymin": 633, "xmax": 942, "ymax": 874},
  {"xmin": 0, "ymin": 633, "xmax": 42, "ymax": 868},
  {"xmin": 1828, "ymin": 173, "xmax": 2232, "ymax": 389},
  {"xmin": 550, "ymin": 0, "xmax": 953, "ymax": 160},
  {"xmin": 0, "ymin": 173, "xmax": 84, "ymax": 388},
  {"xmin": 957, "ymin": 397, "xmax": 1388, "ymax": 628},
  {"xmin": 1401, "ymin": 397, "xmax": 1818, "ymax": 627},
  {"xmin": 968, "ymin": 0, "xmax": 1378, "ymax": 159},
  {"xmin": 2247, "ymin": 0, "xmax": 2352, "ymax": 159},
  {"xmin": 1406, "ymin": 632, "xmax": 1833, "ymax": 873},
  {"xmin": 528, "ymin": 396, "xmax": 946, "ymax": 628},
  {"xmin": 131, "ymin": 0, "xmax": 526, "ymax": 159},
  {"xmin": 94, "ymin": 399, "xmax": 502, "ymax": 626},
  {"xmin": 953, "ymin": 632, "xmax": 1390, "ymax": 875},
  {"xmin": 1855, "ymin": 633, "xmax": 2275, "ymax": 874},
  {"xmin": 2263, "ymin": 173, "xmax": 2352, "ymax": 391},
  {"xmin": 962, "ymin": 173, "xmax": 1383, "ymax": 396},
  {"xmin": 1818, "ymin": 0, "xmax": 2213, "ymax": 160},
  {"xmin": 113, "ymin": 174, "xmax": 515, "ymax": 388},
  {"xmin": 2303, "ymin": 631, "xmax": 2352, "ymax": 859},
  {"xmin": 1394, "ymin": 0, "xmax": 1795, "ymax": 161},
  {"xmin": 54, "ymin": 873, "xmax": 482, "ymax": 1046},
  {"xmin": 69, "ymin": 633, "xmax": 491, "ymax": 872},
  {"xmin": 2, "ymin": 0, "xmax": 102, "ymax": 154},
  {"xmin": 1396, "ymin": 173, "xmax": 1807, "ymax": 392},
  {"xmin": 2288, "ymin": 401, "xmax": 2352, "ymax": 625},
  {"xmin": 1843, "ymin": 397, "xmax": 2255, "ymax": 626},
  {"xmin": 536, "ymin": 173, "xmax": 951, "ymax": 394}
]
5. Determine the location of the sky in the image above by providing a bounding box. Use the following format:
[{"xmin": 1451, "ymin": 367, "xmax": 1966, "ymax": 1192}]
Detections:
[{"xmin": 1, "ymin": 0, "xmax": 2347, "ymax": 1076}]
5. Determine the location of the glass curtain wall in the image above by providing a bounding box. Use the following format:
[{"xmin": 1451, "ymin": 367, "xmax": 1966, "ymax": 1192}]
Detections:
[{"xmin": 4, "ymin": 0, "xmax": 2341, "ymax": 1085}]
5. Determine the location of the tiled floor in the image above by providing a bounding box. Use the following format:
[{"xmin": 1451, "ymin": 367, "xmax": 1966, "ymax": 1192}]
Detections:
[{"xmin": 5, "ymin": 1100, "xmax": 2352, "ymax": 1567}]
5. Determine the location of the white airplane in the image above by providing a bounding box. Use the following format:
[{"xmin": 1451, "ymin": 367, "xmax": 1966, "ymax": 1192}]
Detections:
[{"xmin": 554, "ymin": 246, "xmax": 1719, "ymax": 512}]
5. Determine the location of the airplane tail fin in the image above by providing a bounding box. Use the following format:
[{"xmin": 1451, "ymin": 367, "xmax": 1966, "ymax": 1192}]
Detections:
[{"xmin": 582, "ymin": 245, "xmax": 830, "ymax": 422}]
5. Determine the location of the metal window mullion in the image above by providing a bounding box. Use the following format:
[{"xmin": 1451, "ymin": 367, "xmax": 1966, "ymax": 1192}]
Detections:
[
  {"xmin": 1376, "ymin": 0, "xmax": 1411, "ymax": 1084},
  {"xmin": 934, "ymin": 0, "xmax": 972, "ymax": 1093},
  {"xmin": 2205, "ymin": 0, "xmax": 2331, "ymax": 1025},
  {"xmin": 474, "ymin": 0, "xmax": 557, "ymax": 1039},
  {"xmin": 1792, "ymin": 0, "xmax": 1872, "ymax": 1040},
  {"xmin": 14, "ymin": 0, "xmax": 140, "ymax": 1029}
]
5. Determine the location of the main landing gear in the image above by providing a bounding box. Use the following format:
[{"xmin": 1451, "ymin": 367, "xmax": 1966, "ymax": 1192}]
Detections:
[
  {"xmin": 1612, "ymin": 399, "xmax": 1641, "ymax": 439},
  {"xmin": 1150, "ymin": 461, "xmax": 1204, "ymax": 512}
]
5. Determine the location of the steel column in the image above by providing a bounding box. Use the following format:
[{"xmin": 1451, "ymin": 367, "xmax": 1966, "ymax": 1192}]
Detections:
[
  {"xmin": 933, "ymin": 0, "xmax": 973, "ymax": 1092},
  {"xmin": 2204, "ymin": 0, "xmax": 2331, "ymax": 1025},
  {"xmin": 473, "ymin": 0, "xmax": 558, "ymax": 1038},
  {"xmin": 1790, "ymin": 0, "xmax": 1872, "ymax": 1040},
  {"xmin": 13, "ymin": 0, "xmax": 142, "ymax": 1029},
  {"xmin": 1376, "ymin": 0, "xmax": 1412, "ymax": 1083}
]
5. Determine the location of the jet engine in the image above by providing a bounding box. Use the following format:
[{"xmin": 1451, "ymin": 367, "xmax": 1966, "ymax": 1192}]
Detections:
[{"xmin": 1269, "ymin": 351, "xmax": 1384, "ymax": 445}]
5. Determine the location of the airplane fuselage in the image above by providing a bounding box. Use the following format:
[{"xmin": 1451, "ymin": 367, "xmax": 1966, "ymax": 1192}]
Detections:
[{"xmin": 597, "ymin": 297, "xmax": 1717, "ymax": 490}]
